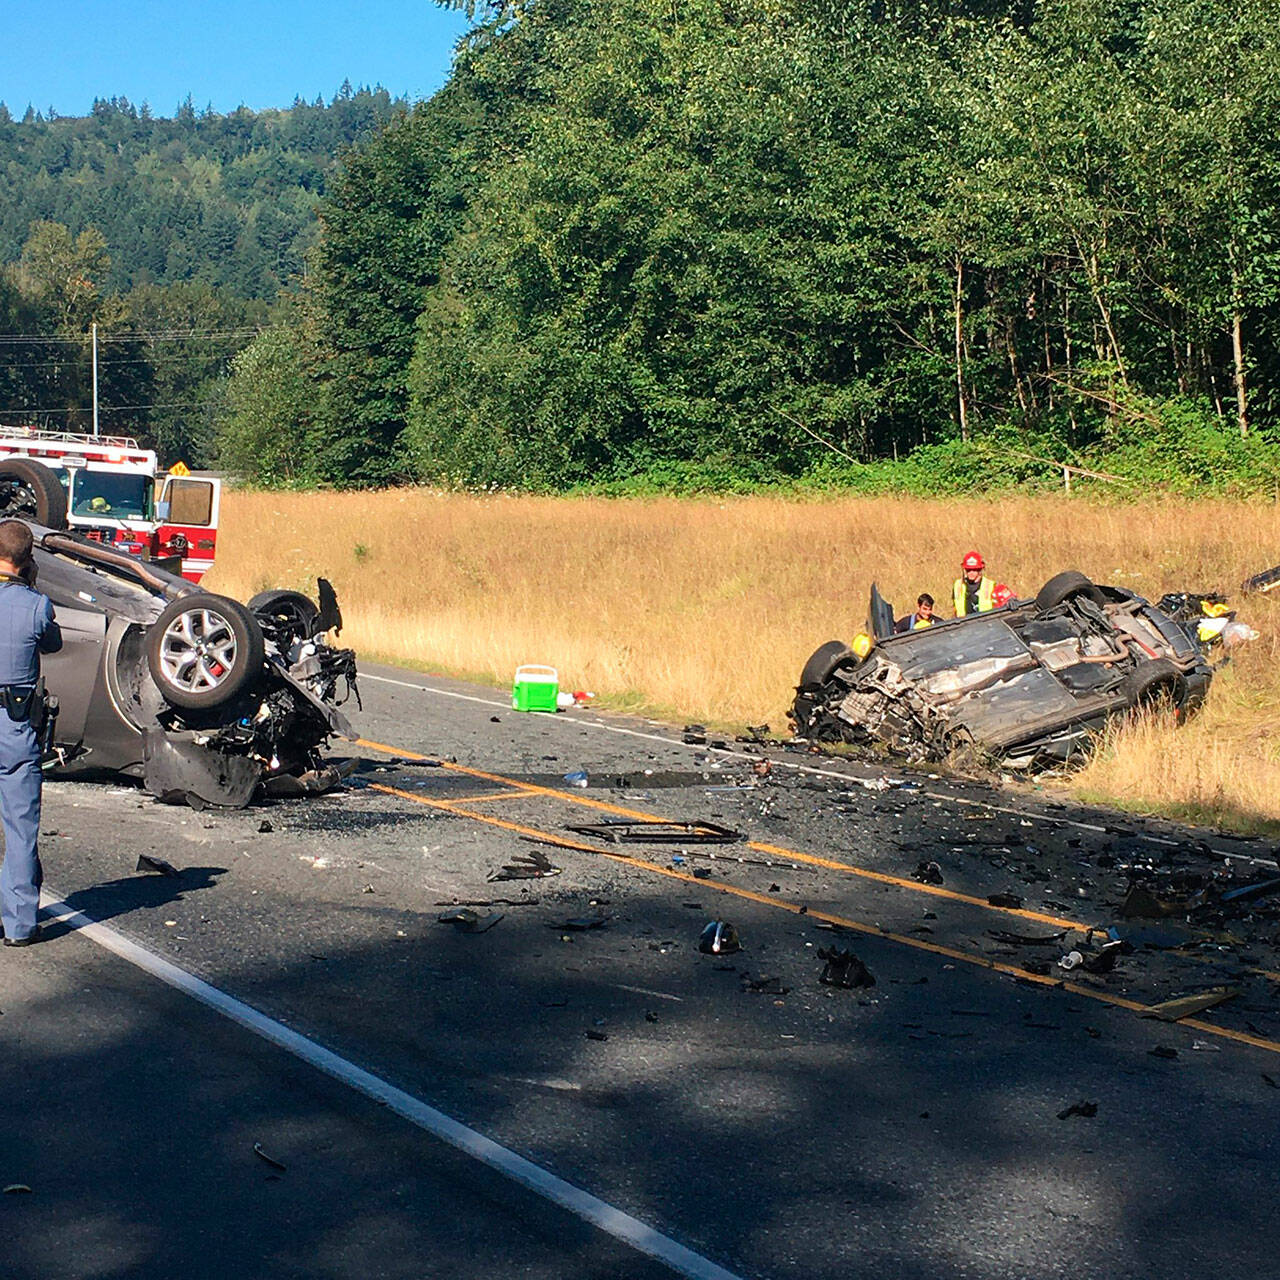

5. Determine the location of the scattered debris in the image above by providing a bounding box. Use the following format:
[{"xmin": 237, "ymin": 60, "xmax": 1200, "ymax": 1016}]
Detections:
[
  {"xmin": 988, "ymin": 928, "xmax": 1067, "ymax": 946},
  {"xmin": 913, "ymin": 860, "xmax": 944, "ymax": 885},
  {"xmin": 567, "ymin": 820, "xmax": 744, "ymax": 845},
  {"xmin": 1142, "ymin": 987, "xmax": 1239, "ymax": 1022},
  {"xmin": 818, "ymin": 945, "xmax": 876, "ymax": 988},
  {"xmin": 742, "ymin": 974, "xmax": 790, "ymax": 995},
  {"xmin": 699, "ymin": 920, "xmax": 742, "ymax": 955},
  {"xmin": 135, "ymin": 854, "xmax": 180, "ymax": 877},
  {"xmin": 252, "ymin": 1143, "xmax": 287, "ymax": 1172},
  {"xmin": 437, "ymin": 908, "xmax": 504, "ymax": 933},
  {"xmin": 489, "ymin": 849, "xmax": 562, "ymax": 882},
  {"xmin": 1056, "ymin": 1100, "xmax": 1098, "ymax": 1120},
  {"xmin": 987, "ymin": 893, "xmax": 1024, "ymax": 910}
]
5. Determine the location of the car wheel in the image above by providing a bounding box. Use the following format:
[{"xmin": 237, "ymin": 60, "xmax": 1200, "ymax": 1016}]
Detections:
[
  {"xmin": 248, "ymin": 589, "xmax": 320, "ymax": 641},
  {"xmin": 1035, "ymin": 570, "xmax": 1105, "ymax": 612},
  {"xmin": 0, "ymin": 458, "xmax": 67, "ymax": 528},
  {"xmin": 799, "ymin": 640, "xmax": 856, "ymax": 689},
  {"xmin": 1123, "ymin": 658, "xmax": 1188, "ymax": 712},
  {"xmin": 146, "ymin": 594, "xmax": 266, "ymax": 710}
]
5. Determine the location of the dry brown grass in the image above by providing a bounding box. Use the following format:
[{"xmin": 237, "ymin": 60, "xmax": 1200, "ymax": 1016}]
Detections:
[{"xmin": 204, "ymin": 489, "xmax": 1280, "ymax": 834}]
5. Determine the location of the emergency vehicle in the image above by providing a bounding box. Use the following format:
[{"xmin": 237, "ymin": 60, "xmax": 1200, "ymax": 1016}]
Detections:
[{"xmin": 0, "ymin": 428, "xmax": 220, "ymax": 582}]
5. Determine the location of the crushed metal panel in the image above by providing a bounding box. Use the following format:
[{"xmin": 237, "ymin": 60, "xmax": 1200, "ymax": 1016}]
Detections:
[
  {"xmin": 883, "ymin": 615, "xmax": 1030, "ymax": 682},
  {"xmin": 142, "ymin": 728, "xmax": 261, "ymax": 808},
  {"xmin": 948, "ymin": 667, "xmax": 1083, "ymax": 745}
]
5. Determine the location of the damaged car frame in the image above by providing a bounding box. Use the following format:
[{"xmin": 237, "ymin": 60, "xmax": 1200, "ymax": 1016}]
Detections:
[
  {"xmin": 793, "ymin": 571, "xmax": 1213, "ymax": 769},
  {"xmin": 10, "ymin": 473, "xmax": 358, "ymax": 806}
]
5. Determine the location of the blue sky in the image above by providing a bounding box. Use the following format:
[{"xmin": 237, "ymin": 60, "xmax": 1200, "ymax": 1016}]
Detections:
[{"xmin": 2, "ymin": 1, "xmax": 471, "ymax": 118}]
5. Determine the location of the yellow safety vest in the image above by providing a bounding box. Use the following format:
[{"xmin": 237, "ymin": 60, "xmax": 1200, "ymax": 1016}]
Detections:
[
  {"xmin": 953, "ymin": 577, "xmax": 994, "ymax": 617},
  {"xmin": 912, "ymin": 615, "xmax": 935, "ymax": 629}
]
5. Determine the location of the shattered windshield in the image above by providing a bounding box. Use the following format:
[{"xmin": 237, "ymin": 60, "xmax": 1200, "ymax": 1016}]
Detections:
[{"xmin": 70, "ymin": 470, "xmax": 153, "ymax": 521}]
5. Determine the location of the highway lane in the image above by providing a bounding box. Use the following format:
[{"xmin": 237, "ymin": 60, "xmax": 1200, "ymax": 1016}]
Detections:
[{"xmin": 8, "ymin": 661, "xmax": 1280, "ymax": 1279}]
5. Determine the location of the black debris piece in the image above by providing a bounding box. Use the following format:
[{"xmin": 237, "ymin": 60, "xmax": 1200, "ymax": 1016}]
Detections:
[
  {"xmin": 692, "ymin": 868, "xmax": 713, "ymax": 879},
  {"xmin": 549, "ymin": 916, "xmax": 609, "ymax": 931},
  {"xmin": 1021, "ymin": 958, "xmax": 1053, "ymax": 976},
  {"xmin": 1056, "ymin": 1100, "xmax": 1098, "ymax": 1120},
  {"xmin": 489, "ymin": 849, "xmax": 562, "ymax": 882},
  {"xmin": 1083, "ymin": 941, "xmax": 1124, "ymax": 974},
  {"xmin": 818, "ymin": 946, "xmax": 876, "ymax": 989},
  {"xmin": 1263, "ymin": 1074, "xmax": 1278, "ymax": 1089},
  {"xmin": 742, "ymin": 974, "xmax": 790, "ymax": 995},
  {"xmin": 746, "ymin": 724, "xmax": 771, "ymax": 741},
  {"xmin": 566, "ymin": 819, "xmax": 744, "ymax": 845},
  {"xmin": 913, "ymin": 860, "xmax": 945, "ymax": 885},
  {"xmin": 988, "ymin": 928, "xmax": 1068, "ymax": 947},
  {"xmin": 252, "ymin": 1143, "xmax": 287, "ymax": 1172},
  {"xmin": 699, "ymin": 920, "xmax": 742, "ymax": 955},
  {"xmin": 1119, "ymin": 884, "xmax": 1185, "ymax": 919},
  {"xmin": 585, "ymin": 1029, "xmax": 609, "ymax": 1042},
  {"xmin": 987, "ymin": 893, "xmax": 1024, "ymax": 909},
  {"xmin": 257, "ymin": 820, "xmax": 273, "ymax": 834},
  {"xmin": 645, "ymin": 1010, "xmax": 660, "ymax": 1023},
  {"xmin": 1149, "ymin": 1045, "xmax": 1179, "ymax": 1060},
  {"xmin": 437, "ymin": 908, "xmax": 504, "ymax": 933},
  {"xmin": 135, "ymin": 854, "xmax": 180, "ymax": 877}
]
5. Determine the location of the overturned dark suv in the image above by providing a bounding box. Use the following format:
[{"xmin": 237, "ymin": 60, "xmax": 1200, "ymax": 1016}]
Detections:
[
  {"xmin": 792, "ymin": 571, "xmax": 1213, "ymax": 770},
  {"xmin": 0, "ymin": 460, "xmax": 359, "ymax": 807}
]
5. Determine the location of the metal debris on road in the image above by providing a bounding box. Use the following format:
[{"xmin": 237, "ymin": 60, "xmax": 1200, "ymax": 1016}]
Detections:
[
  {"xmin": 818, "ymin": 946, "xmax": 876, "ymax": 989},
  {"xmin": 1141, "ymin": 986, "xmax": 1239, "ymax": 1022},
  {"xmin": 1056, "ymin": 1100, "xmax": 1098, "ymax": 1120},
  {"xmin": 252, "ymin": 1143, "xmax": 287, "ymax": 1172},
  {"xmin": 549, "ymin": 915, "xmax": 609, "ymax": 931},
  {"xmin": 489, "ymin": 849, "xmax": 562, "ymax": 882},
  {"xmin": 437, "ymin": 908, "xmax": 505, "ymax": 933},
  {"xmin": 988, "ymin": 928, "xmax": 1068, "ymax": 946},
  {"xmin": 987, "ymin": 893, "xmax": 1024, "ymax": 909},
  {"xmin": 566, "ymin": 819, "xmax": 744, "ymax": 845},
  {"xmin": 3, "ymin": 1185, "xmax": 33, "ymax": 1194},
  {"xmin": 135, "ymin": 854, "xmax": 180, "ymax": 877}
]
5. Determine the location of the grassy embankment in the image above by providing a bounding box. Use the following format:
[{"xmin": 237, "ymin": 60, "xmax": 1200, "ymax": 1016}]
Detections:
[{"xmin": 205, "ymin": 490, "xmax": 1280, "ymax": 835}]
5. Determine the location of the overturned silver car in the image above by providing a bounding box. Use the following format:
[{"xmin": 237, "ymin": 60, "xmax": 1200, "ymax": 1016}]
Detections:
[
  {"xmin": 792, "ymin": 572, "xmax": 1213, "ymax": 769},
  {"xmin": 27, "ymin": 518, "xmax": 357, "ymax": 807}
]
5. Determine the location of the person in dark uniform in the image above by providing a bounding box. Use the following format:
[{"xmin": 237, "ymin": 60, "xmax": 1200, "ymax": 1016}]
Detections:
[{"xmin": 0, "ymin": 520, "xmax": 61, "ymax": 947}]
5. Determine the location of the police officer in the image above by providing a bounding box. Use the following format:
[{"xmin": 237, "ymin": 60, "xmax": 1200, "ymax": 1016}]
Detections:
[{"xmin": 0, "ymin": 520, "xmax": 61, "ymax": 947}]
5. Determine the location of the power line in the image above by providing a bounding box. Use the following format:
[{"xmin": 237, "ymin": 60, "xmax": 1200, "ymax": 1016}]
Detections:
[
  {"xmin": 0, "ymin": 401, "xmax": 210, "ymax": 414},
  {"xmin": 0, "ymin": 329, "xmax": 264, "ymax": 345}
]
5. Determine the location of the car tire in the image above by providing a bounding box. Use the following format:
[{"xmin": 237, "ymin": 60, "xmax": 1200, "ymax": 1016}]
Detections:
[
  {"xmin": 248, "ymin": 589, "xmax": 320, "ymax": 640},
  {"xmin": 146, "ymin": 593, "xmax": 266, "ymax": 710},
  {"xmin": 0, "ymin": 458, "xmax": 67, "ymax": 528},
  {"xmin": 799, "ymin": 640, "xmax": 856, "ymax": 689},
  {"xmin": 1035, "ymin": 570, "xmax": 1105, "ymax": 612},
  {"xmin": 1124, "ymin": 658, "xmax": 1188, "ymax": 711}
]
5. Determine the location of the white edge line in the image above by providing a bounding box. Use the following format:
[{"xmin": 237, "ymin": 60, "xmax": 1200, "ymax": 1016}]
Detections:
[
  {"xmin": 361, "ymin": 672, "xmax": 1275, "ymax": 867},
  {"xmin": 39, "ymin": 894, "xmax": 746, "ymax": 1280}
]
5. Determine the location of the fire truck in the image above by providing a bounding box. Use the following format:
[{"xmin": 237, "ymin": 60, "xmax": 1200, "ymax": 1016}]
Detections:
[{"xmin": 0, "ymin": 429, "xmax": 220, "ymax": 583}]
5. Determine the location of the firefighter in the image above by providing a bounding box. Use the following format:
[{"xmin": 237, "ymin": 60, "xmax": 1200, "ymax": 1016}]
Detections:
[
  {"xmin": 894, "ymin": 593, "xmax": 936, "ymax": 633},
  {"xmin": 953, "ymin": 550, "xmax": 997, "ymax": 616},
  {"xmin": 0, "ymin": 520, "xmax": 61, "ymax": 947}
]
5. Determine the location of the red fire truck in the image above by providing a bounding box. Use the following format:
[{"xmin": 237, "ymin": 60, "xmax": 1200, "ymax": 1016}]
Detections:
[{"xmin": 0, "ymin": 429, "xmax": 220, "ymax": 583}]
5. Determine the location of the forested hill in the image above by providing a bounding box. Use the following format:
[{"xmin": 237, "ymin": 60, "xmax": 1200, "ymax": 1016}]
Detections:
[{"xmin": 0, "ymin": 86, "xmax": 405, "ymax": 299}]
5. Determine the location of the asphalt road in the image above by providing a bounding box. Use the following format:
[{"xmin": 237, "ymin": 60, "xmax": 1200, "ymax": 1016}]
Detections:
[{"xmin": 4, "ymin": 660, "xmax": 1280, "ymax": 1280}]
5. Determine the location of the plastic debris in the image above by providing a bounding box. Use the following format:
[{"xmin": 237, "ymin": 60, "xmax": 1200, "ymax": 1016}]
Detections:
[
  {"xmin": 3, "ymin": 1184, "xmax": 32, "ymax": 1194},
  {"xmin": 437, "ymin": 908, "xmax": 504, "ymax": 933},
  {"xmin": 818, "ymin": 946, "xmax": 875, "ymax": 988},
  {"xmin": 252, "ymin": 1143, "xmax": 286, "ymax": 1172},
  {"xmin": 988, "ymin": 928, "xmax": 1067, "ymax": 946},
  {"xmin": 1141, "ymin": 986, "xmax": 1239, "ymax": 1022},
  {"xmin": 489, "ymin": 849, "xmax": 562, "ymax": 882},
  {"xmin": 1056, "ymin": 1100, "xmax": 1097, "ymax": 1120},
  {"xmin": 563, "ymin": 770, "xmax": 589, "ymax": 788},
  {"xmin": 698, "ymin": 920, "xmax": 741, "ymax": 955},
  {"xmin": 987, "ymin": 893, "xmax": 1024, "ymax": 909},
  {"xmin": 135, "ymin": 854, "xmax": 180, "ymax": 877}
]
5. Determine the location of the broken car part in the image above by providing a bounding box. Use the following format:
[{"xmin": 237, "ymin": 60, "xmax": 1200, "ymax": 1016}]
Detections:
[
  {"xmin": 698, "ymin": 920, "xmax": 742, "ymax": 955},
  {"xmin": 566, "ymin": 820, "xmax": 745, "ymax": 845},
  {"xmin": 818, "ymin": 946, "xmax": 876, "ymax": 988}
]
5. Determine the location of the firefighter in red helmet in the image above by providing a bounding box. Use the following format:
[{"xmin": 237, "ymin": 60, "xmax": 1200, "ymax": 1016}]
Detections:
[{"xmin": 953, "ymin": 550, "xmax": 997, "ymax": 616}]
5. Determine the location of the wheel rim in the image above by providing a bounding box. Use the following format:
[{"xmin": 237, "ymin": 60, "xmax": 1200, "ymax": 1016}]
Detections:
[{"xmin": 157, "ymin": 608, "xmax": 238, "ymax": 693}]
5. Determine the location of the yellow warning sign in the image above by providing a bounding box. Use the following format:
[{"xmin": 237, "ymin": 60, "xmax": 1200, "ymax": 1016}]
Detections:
[{"xmin": 169, "ymin": 460, "xmax": 191, "ymax": 476}]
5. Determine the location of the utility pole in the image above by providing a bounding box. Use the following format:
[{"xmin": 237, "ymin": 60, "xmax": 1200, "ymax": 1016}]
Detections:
[{"xmin": 91, "ymin": 322, "xmax": 99, "ymax": 437}]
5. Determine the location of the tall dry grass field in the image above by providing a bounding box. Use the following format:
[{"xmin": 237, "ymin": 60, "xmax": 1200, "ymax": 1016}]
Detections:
[{"xmin": 205, "ymin": 490, "xmax": 1280, "ymax": 833}]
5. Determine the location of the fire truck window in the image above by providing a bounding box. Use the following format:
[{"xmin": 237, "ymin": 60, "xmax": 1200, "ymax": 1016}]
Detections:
[
  {"xmin": 167, "ymin": 479, "xmax": 213, "ymax": 526},
  {"xmin": 71, "ymin": 472, "xmax": 152, "ymax": 520}
]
